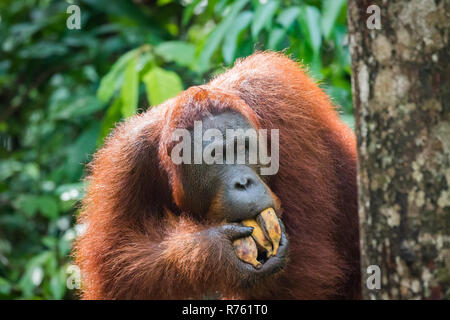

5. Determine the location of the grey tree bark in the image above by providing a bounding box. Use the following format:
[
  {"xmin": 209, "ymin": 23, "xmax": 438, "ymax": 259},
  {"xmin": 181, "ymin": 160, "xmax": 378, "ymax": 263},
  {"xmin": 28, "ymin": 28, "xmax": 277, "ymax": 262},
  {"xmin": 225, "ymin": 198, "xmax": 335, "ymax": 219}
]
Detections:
[{"xmin": 347, "ymin": 0, "xmax": 449, "ymax": 299}]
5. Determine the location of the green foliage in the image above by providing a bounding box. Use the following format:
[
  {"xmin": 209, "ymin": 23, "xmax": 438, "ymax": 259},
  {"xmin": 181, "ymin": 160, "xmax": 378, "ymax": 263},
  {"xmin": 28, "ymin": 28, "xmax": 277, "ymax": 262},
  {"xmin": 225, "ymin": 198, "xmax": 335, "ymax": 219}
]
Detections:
[
  {"xmin": 0, "ymin": 0, "xmax": 353, "ymax": 299},
  {"xmin": 155, "ymin": 41, "xmax": 196, "ymax": 68},
  {"xmin": 143, "ymin": 67, "xmax": 183, "ymax": 106},
  {"xmin": 252, "ymin": 1, "xmax": 279, "ymax": 39},
  {"xmin": 120, "ymin": 54, "xmax": 139, "ymax": 118}
]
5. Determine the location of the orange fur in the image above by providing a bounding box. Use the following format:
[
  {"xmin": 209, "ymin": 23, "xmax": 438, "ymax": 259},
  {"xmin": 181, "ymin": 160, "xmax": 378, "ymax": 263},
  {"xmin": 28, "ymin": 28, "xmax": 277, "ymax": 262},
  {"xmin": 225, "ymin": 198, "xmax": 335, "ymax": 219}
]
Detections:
[{"xmin": 74, "ymin": 52, "xmax": 360, "ymax": 299}]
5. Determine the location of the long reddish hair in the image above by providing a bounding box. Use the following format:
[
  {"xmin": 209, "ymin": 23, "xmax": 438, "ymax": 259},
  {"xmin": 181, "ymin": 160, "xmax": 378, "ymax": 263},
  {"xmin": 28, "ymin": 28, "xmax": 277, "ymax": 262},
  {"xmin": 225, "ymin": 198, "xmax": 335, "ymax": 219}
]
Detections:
[{"xmin": 74, "ymin": 52, "xmax": 360, "ymax": 299}]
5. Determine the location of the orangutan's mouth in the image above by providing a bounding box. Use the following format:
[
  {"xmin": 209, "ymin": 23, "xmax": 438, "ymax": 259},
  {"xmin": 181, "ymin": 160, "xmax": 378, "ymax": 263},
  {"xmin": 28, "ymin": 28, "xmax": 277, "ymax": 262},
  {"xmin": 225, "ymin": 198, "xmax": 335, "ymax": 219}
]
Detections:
[{"xmin": 233, "ymin": 208, "xmax": 282, "ymax": 267}]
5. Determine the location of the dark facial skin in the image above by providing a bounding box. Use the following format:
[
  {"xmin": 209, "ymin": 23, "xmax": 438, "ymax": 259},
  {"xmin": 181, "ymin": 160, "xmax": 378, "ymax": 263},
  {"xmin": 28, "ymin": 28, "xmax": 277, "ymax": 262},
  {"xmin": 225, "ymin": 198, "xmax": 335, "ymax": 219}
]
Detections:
[
  {"xmin": 178, "ymin": 111, "xmax": 288, "ymax": 285},
  {"xmin": 180, "ymin": 111, "xmax": 275, "ymax": 222}
]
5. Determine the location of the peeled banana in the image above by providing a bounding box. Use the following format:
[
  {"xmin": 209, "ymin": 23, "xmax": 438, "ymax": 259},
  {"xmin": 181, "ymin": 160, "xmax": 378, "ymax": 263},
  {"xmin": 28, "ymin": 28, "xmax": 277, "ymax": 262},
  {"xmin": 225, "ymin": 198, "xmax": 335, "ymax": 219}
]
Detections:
[
  {"xmin": 256, "ymin": 208, "xmax": 282, "ymax": 255},
  {"xmin": 233, "ymin": 236, "xmax": 262, "ymax": 269},
  {"xmin": 233, "ymin": 207, "xmax": 282, "ymax": 267},
  {"xmin": 242, "ymin": 219, "xmax": 273, "ymax": 257}
]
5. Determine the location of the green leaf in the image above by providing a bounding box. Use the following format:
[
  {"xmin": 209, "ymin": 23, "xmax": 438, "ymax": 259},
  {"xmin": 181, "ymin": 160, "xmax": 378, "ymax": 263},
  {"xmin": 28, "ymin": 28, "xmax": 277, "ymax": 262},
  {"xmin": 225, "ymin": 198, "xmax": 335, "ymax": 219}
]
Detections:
[
  {"xmin": 321, "ymin": 0, "xmax": 346, "ymax": 39},
  {"xmin": 97, "ymin": 48, "xmax": 139, "ymax": 103},
  {"xmin": 97, "ymin": 97, "xmax": 122, "ymax": 145},
  {"xmin": 143, "ymin": 67, "xmax": 183, "ymax": 106},
  {"xmin": 42, "ymin": 236, "xmax": 57, "ymax": 249},
  {"xmin": 54, "ymin": 183, "xmax": 84, "ymax": 195},
  {"xmin": 276, "ymin": 6, "xmax": 301, "ymax": 29},
  {"xmin": 18, "ymin": 42, "xmax": 68, "ymax": 59},
  {"xmin": 268, "ymin": 28, "xmax": 286, "ymax": 50},
  {"xmin": 197, "ymin": 0, "xmax": 249, "ymax": 71},
  {"xmin": 36, "ymin": 196, "xmax": 59, "ymax": 220},
  {"xmin": 299, "ymin": 6, "xmax": 322, "ymax": 54},
  {"xmin": 251, "ymin": 0, "xmax": 279, "ymax": 39},
  {"xmin": 50, "ymin": 274, "xmax": 65, "ymax": 300},
  {"xmin": 120, "ymin": 55, "xmax": 139, "ymax": 118},
  {"xmin": 0, "ymin": 160, "xmax": 22, "ymax": 180},
  {"xmin": 13, "ymin": 195, "xmax": 40, "ymax": 217},
  {"xmin": 155, "ymin": 41, "xmax": 196, "ymax": 67},
  {"xmin": 51, "ymin": 96, "xmax": 104, "ymax": 120},
  {"xmin": 223, "ymin": 11, "xmax": 253, "ymax": 64},
  {"xmin": 66, "ymin": 123, "xmax": 101, "ymax": 180},
  {"xmin": 311, "ymin": 54, "xmax": 322, "ymax": 79},
  {"xmin": 340, "ymin": 114, "xmax": 355, "ymax": 130},
  {"xmin": 0, "ymin": 278, "xmax": 11, "ymax": 295},
  {"xmin": 59, "ymin": 235, "xmax": 72, "ymax": 257},
  {"xmin": 182, "ymin": 0, "xmax": 202, "ymax": 26},
  {"xmin": 19, "ymin": 251, "xmax": 53, "ymax": 297},
  {"xmin": 157, "ymin": 0, "xmax": 172, "ymax": 5}
]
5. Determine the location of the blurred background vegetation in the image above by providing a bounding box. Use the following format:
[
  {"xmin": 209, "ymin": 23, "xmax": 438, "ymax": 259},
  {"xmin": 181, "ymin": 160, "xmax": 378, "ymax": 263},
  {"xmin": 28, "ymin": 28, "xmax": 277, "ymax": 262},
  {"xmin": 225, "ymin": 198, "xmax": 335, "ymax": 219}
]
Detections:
[{"xmin": 0, "ymin": 0, "xmax": 352, "ymax": 299}]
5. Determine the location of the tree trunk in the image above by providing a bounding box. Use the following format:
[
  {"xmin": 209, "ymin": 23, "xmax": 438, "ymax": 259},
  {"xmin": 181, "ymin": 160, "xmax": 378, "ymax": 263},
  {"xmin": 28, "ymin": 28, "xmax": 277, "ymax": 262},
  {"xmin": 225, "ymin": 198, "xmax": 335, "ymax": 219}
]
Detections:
[{"xmin": 348, "ymin": 0, "xmax": 449, "ymax": 299}]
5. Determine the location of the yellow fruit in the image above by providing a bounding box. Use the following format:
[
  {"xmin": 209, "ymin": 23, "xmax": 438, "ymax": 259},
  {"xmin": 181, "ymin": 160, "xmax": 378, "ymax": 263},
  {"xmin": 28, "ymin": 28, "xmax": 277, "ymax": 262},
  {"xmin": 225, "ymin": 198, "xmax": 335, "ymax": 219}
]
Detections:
[
  {"xmin": 233, "ymin": 236, "xmax": 262, "ymax": 269},
  {"xmin": 242, "ymin": 219, "xmax": 273, "ymax": 257},
  {"xmin": 256, "ymin": 208, "xmax": 282, "ymax": 255}
]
